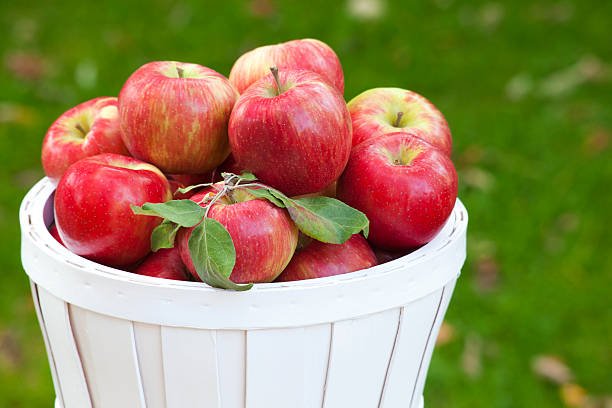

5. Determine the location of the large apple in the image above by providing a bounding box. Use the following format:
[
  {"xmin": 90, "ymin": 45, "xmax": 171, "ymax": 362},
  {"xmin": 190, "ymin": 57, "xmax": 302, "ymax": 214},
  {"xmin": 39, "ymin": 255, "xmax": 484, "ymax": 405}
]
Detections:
[
  {"xmin": 118, "ymin": 61, "xmax": 238, "ymax": 174},
  {"xmin": 229, "ymin": 38, "xmax": 344, "ymax": 94},
  {"xmin": 276, "ymin": 234, "xmax": 377, "ymax": 282},
  {"xmin": 54, "ymin": 153, "xmax": 172, "ymax": 267},
  {"xmin": 228, "ymin": 68, "xmax": 352, "ymax": 196},
  {"xmin": 41, "ymin": 97, "xmax": 129, "ymax": 181},
  {"xmin": 337, "ymin": 133, "xmax": 457, "ymax": 250},
  {"xmin": 348, "ymin": 87, "xmax": 452, "ymax": 155},
  {"xmin": 178, "ymin": 186, "xmax": 298, "ymax": 283},
  {"xmin": 133, "ymin": 247, "xmax": 190, "ymax": 281}
]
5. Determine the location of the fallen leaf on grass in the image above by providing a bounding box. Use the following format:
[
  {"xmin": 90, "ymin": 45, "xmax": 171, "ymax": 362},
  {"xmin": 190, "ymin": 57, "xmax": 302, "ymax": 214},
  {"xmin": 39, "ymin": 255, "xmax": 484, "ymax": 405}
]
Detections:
[
  {"xmin": 436, "ymin": 322, "xmax": 456, "ymax": 346},
  {"xmin": 13, "ymin": 168, "xmax": 44, "ymax": 189},
  {"xmin": 461, "ymin": 334, "xmax": 482, "ymax": 378},
  {"xmin": 532, "ymin": 355, "xmax": 573, "ymax": 385},
  {"xmin": 538, "ymin": 55, "xmax": 607, "ymax": 98},
  {"xmin": 0, "ymin": 103, "xmax": 37, "ymax": 126},
  {"xmin": 475, "ymin": 255, "xmax": 500, "ymax": 292},
  {"xmin": 0, "ymin": 330, "xmax": 23, "ymax": 372},
  {"xmin": 4, "ymin": 51, "xmax": 50, "ymax": 81},
  {"xmin": 347, "ymin": 0, "xmax": 386, "ymax": 21},
  {"xmin": 460, "ymin": 167, "xmax": 495, "ymax": 192},
  {"xmin": 560, "ymin": 383, "xmax": 587, "ymax": 407},
  {"xmin": 583, "ymin": 128, "xmax": 610, "ymax": 155},
  {"xmin": 249, "ymin": 0, "xmax": 277, "ymax": 18}
]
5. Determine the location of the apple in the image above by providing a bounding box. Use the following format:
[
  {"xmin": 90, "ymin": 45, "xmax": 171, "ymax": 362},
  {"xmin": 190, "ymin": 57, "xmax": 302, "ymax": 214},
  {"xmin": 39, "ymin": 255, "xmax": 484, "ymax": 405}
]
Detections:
[
  {"xmin": 373, "ymin": 247, "xmax": 412, "ymax": 264},
  {"xmin": 118, "ymin": 61, "xmax": 238, "ymax": 174},
  {"xmin": 337, "ymin": 133, "xmax": 457, "ymax": 250},
  {"xmin": 229, "ymin": 38, "xmax": 344, "ymax": 94},
  {"xmin": 276, "ymin": 234, "xmax": 377, "ymax": 282},
  {"xmin": 166, "ymin": 171, "xmax": 219, "ymax": 199},
  {"xmin": 133, "ymin": 247, "xmax": 190, "ymax": 281},
  {"xmin": 48, "ymin": 223, "xmax": 64, "ymax": 246},
  {"xmin": 228, "ymin": 68, "xmax": 352, "ymax": 196},
  {"xmin": 41, "ymin": 97, "xmax": 129, "ymax": 181},
  {"xmin": 178, "ymin": 186, "xmax": 298, "ymax": 283},
  {"xmin": 348, "ymin": 87, "xmax": 452, "ymax": 155},
  {"xmin": 54, "ymin": 153, "xmax": 172, "ymax": 267}
]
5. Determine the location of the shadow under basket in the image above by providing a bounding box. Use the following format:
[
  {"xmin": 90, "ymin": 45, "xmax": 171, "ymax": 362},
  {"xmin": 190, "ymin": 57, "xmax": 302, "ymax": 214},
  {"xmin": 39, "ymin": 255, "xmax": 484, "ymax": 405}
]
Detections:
[{"xmin": 20, "ymin": 178, "xmax": 467, "ymax": 408}]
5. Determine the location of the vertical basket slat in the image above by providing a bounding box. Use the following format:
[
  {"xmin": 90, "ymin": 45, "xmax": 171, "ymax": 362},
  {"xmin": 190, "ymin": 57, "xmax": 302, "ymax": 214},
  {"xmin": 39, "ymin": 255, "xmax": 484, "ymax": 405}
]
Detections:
[
  {"xmin": 215, "ymin": 330, "xmax": 246, "ymax": 408},
  {"xmin": 30, "ymin": 282, "xmax": 64, "ymax": 407},
  {"xmin": 323, "ymin": 308, "xmax": 401, "ymax": 408},
  {"xmin": 69, "ymin": 305, "xmax": 146, "ymax": 408},
  {"xmin": 133, "ymin": 322, "xmax": 166, "ymax": 408},
  {"xmin": 245, "ymin": 324, "xmax": 331, "ymax": 408},
  {"xmin": 378, "ymin": 287, "xmax": 445, "ymax": 408},
  {"xmin": 161, "ymin": 326, "xmax": 220, "ymax": 408},
  {"xmin": 37, "ymin": 288, "xmax": 92, "ymax": 408},
  {"xmin": 411, "ymin": 280, "xmax": 457, "ymax": 403}
]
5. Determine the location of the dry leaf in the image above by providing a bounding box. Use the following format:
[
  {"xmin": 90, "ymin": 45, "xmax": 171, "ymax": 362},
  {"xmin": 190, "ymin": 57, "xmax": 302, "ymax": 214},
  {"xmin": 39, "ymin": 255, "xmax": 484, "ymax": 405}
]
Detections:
[
  {"xmin": 347, "ymin": 0, "xmax": 386, "ymax": 21},
  {"xmin": 532, "ymin": 355, "xmax": 573, "ymax": 385},
  {"xmin": 583, "ymin": 128, "xmax": 610, "ymax": 155},
  {"xmin": 461, "ymin": 167, "xmax": 495, "ymax": 192},
  {"xmin": 0, "ymin": 330, "xmax": 23, "ymax": 371},
  {"xmin": 530, "ymin": 2, "xmax": 574, "ymax": 23},
  {"xmin": 539, "ymin": 55, "xmax": 607, "ymax": 98},
  {"xmin": 436, "ymin": 322, "xmax": 456, "ymax": 346},
  {"xmin": 4, "ymin": 51, "xmax": 49, "ymax": 81},
  {"xmin": 506, "ymin": 73, "xmax": 534, "ymax": 101},
  {"xmin": 0, "ymin": 103, "xmax": 37, "ymax": 126},
  {"xmin": 457, "ymin": 145, "xmax": 486, "ymax": 167},
  {"xmin": 461, "ymin": 334, "xmax": 482, "ymax": 378},
  {"xmin": 475, "ymin": 255, "xmax": 499, "ymax": 292},
  {"xmin": 249, "ymin": 0, "xmax": 277, "ymax": 18},
  {"xmin": 560, "ymin": 383, "xmax": 587, "ymax": 407},
  {"xmin": 13, "ymin": 168, "xmax": 44, "ymax": 189}
]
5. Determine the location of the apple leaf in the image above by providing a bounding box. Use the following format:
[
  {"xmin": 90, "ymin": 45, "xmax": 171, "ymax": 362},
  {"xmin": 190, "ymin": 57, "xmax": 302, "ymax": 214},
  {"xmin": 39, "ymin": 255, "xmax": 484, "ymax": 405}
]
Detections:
[
  {"xmin": 188, "ymin": 218, "xmax": 252, "ymax": 291},
  {"xmin": 244, "ymin": 188, "xmax": 286, "ymax": 208},
  {"xmin": 241, "ymin": 187, "xmax": 369, "ymax": 244},
  {"xmin": 131, "ymin": 200, "xmax": 205, "ymax": 227},
  {"xmin": 286, "ymin": 196, "xmax": 370, "ymax": 243},
  {"xmin": 150, "ymin": 220, "xmax": 180, "ymax": 251}
]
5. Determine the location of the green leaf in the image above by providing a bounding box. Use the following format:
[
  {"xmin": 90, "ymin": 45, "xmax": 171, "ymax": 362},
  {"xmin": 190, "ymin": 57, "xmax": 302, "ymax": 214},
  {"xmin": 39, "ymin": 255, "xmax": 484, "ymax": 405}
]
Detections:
[
  {"xmin": 131, "ymin": 200, "xmax": 205, "ymax": 227},
  {"xmin": 150, "ymin": 220, "xmax": 180, "ymax": 251},
  {"xmin": 244, "ymin": 188, "xmax": 286, "ymax": 208},
  {"xmin": 238, "ymin": 172, "xmax": 257, "ymax": 181},
  {"xmin": 188, "ymin": 218, "xmax": 252, "ymax": 291},
  {"xmin": 175, "ymin": 183, "xmax": 213, "ymax": 194},
  {"xmin": 285, "ymin": 196, "xmax": 370, "ymax": 244}
]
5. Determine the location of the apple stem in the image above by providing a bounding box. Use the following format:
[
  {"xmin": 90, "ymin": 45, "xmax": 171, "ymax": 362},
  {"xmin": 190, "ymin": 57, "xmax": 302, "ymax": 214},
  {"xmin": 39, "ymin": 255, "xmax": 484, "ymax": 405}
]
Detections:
[
  {"xmin": 176, "ymin": 66, "xmax": 184, "ymax": 78},
  {"xmin": 270, "ymin": 66, "xmax": 283, "ymax": 96},
  {"xmin": 394, "ymin": 111, "xmax": 404, "ymax": 127},
  {"xmin": 75, "ymin": 123, "xmax": 87, "ymax": 136}
]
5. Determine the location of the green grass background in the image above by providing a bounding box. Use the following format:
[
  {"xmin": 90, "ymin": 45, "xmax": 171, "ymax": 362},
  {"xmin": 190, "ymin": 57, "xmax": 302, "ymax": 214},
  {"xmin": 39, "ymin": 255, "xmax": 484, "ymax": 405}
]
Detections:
[{"xmin": 0, "ymin": 0, "xmax": 610, "ymax": 406}]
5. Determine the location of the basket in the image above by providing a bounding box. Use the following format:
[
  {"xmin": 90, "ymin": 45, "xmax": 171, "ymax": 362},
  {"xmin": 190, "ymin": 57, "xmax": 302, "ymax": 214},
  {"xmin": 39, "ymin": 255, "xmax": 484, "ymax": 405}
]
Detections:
[{"xmin": 20, "ymin": 177, "xmax": 467, "ymax": 408}]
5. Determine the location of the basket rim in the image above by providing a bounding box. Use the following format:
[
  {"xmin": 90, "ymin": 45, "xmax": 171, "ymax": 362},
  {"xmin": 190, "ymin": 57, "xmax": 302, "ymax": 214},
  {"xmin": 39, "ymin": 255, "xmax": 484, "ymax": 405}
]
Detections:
[{"xmin": 21, "ymin": 177, "xmax": 467, "ymax": 293}]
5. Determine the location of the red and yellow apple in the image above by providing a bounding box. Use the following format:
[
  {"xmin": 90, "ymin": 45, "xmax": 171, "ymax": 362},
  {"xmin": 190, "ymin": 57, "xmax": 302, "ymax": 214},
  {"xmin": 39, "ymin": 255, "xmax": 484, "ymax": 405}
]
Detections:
[
  {"xmin": 276, "ymin": 234, "xmax": 377, "ymax": 282},
  {"xmin": 54, "ymin": 153, "xmax": 172, "ymax": 267},
  {"xmin": 348, "ymin": 87, "xmax": 452, "ymax": 155},
  {"xmin": 41, "ymin": 97, "xmax": 129, "ymax": 181},
  {"xmin": 178, "ymin": 186, "xmax": 298, "ymax": 283},
  {"xmin": 228, "ymin": 69, "xmax": 352, "ymax": 196},
  {"xmin": 337, "ymin": 133, "xmax": 457, "ymax": 250},
  {"xmin": 229, "ymin": 38, "xmax": 344, "ymax": 94},
  {"xmin": 119, "ymin": 61, "xmax": 238, "ymax": 174}
]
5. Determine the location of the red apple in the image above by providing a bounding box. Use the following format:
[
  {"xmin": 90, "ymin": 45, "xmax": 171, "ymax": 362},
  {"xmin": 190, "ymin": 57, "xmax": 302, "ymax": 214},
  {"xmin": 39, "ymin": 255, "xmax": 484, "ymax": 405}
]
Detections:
[
  {"xmin": 348, "ymin": 88, "xmax": 452, "ymax": 155},
  {"xmin": 229, "ymin": 38, "xmax": 344, "ymax": 94},
  {"xmin": 133, "ymin": 247, "xmax": 190, "ymax": 281},
  {"xmin": 178, "ymin": 186, "xmax": 298, "ymax": 283},
  {"xmin": 373, "ymin": 247, "xmax": 412, "ymax": 264},
  {"xmin": 166, "ymin": 171, "xmax": 219, "ymax": 199},
  {"xmin": 41, "ymin": 97, "xmax": 129, "ymax": 181},
  {"xmin": 48, "ymin": 223, "xmax": 64, "ymax": 246},
  {"xmin": 228, "ymin": 69, "xmax": 352, "ymax": 196},
  {"xmin": 337, "ymin": 133, "xmax": 457, "ymax": 250},
  {"xmin": 276, "ymin": 234, "xmax": 377, "ymax": 282},
  {"xmin": 118, "ymin": 61, "xmax": 238, "ymax": 174},
  {"xmin": 54, "ymin": 153, "xmax": 172, "ymax": 267}
]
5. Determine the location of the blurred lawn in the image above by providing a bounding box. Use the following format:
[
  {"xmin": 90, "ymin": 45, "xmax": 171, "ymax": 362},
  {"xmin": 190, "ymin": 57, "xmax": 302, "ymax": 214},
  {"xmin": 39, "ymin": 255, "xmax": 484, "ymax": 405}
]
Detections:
[{"xmin": 0, "ymin": 0, "xmax": 610, "ymax": 407}]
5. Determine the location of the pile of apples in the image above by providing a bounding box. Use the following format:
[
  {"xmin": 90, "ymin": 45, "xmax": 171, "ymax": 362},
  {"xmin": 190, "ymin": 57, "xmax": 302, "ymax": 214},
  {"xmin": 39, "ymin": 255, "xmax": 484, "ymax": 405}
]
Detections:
[{"xmin": 41, "ymin": 38, "xmax": 457, "ymax": 291}]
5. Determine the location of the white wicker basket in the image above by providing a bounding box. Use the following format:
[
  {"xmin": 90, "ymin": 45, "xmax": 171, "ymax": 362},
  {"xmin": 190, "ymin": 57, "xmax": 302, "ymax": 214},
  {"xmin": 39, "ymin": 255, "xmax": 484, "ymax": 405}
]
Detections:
[{"xmin": 20, "ymin": 178, "xmax": 467, "ymax": 408}]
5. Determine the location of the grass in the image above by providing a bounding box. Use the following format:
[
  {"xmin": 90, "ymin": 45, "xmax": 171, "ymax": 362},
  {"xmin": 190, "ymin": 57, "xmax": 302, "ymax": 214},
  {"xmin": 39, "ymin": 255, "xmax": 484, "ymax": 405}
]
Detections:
[{"xmin": 0, "ymin": 0, "xmax": 610, "ymax": 406}]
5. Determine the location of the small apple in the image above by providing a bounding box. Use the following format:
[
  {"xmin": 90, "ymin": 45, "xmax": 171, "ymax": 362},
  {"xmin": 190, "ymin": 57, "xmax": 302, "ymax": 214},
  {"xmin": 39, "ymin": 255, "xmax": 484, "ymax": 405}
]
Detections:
[
  {"xmin": 229, "ymin": 68, "xmax": 352, "ymax": 196},
  {"xmin": 229, "ymin": 38, "xmax": 344, "ymax": 94},
  {"xmin": 337, "ymin": 133, "xmax": 457, "ymax": 250},
  {"xmin": 54, "ymin": 153, "xmax": 172, "ymax": 267},
  {"xmin": 166, "ymin": 171, "xmax": 219, "ymax": 199},
  {"xmin": 276, "ymin": 234, "xmax": 377, "ymax": 282},
  {"xmin": 119, "ymin": 61, "xmax": 238, "ymax": 174},
  {"xmin": 41, "ymin": 97, "xmax": 129, "ymax": 181},
  {"xmin": 133, "ymin": 247, "xmax": 190, "ymax": 281},
  {"xmin": 348, "ymin": 87, "xmax": 452, "ymax": 155},
  {"xmin": 178, "ymin": 186, "xmax": 298, "ymax": 283}
]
